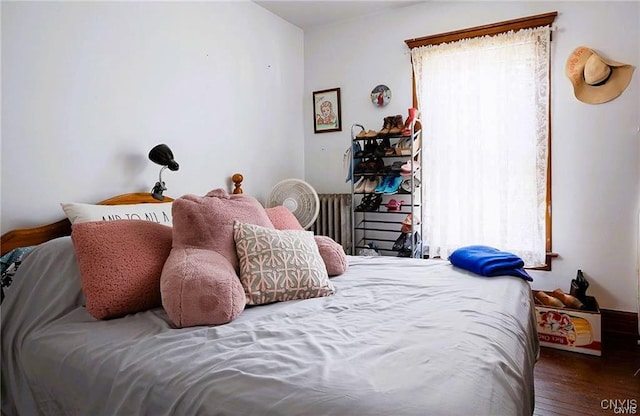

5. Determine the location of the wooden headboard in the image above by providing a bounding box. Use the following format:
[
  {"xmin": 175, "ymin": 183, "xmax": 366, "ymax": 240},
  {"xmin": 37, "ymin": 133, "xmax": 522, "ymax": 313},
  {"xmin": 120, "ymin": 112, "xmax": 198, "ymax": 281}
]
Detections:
[{"xmin": 0, "ymin": 173, "xmax": 245, "ymax": 256}]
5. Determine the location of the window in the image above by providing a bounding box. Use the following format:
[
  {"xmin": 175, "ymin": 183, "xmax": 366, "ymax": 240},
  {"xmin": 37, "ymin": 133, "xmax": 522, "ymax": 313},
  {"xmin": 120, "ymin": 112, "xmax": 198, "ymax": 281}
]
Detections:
[{"xmin": 405, "ymin": 12, "xmax": 557, "ymax": 268}]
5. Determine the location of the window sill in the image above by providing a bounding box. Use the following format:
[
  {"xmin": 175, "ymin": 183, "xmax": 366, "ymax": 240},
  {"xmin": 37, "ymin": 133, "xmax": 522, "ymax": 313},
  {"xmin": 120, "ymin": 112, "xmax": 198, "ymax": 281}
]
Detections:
[{"xmin": 526, "ymin": 252, "xmax": 559, "ymax": 271}]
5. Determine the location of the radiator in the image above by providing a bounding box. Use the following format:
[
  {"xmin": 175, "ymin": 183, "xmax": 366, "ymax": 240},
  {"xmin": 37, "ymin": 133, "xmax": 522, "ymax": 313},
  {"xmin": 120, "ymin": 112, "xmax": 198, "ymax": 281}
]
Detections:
[{"xmin": 312, "ymin": 194, "xmax": 352, "ymax": 253}]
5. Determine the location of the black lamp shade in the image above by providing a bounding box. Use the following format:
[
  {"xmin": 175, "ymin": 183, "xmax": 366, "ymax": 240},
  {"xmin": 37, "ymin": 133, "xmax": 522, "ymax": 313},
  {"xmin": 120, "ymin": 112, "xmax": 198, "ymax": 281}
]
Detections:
[{"xmin": 149, "ymin": 144, "xmax": 179, "ymax": 171}]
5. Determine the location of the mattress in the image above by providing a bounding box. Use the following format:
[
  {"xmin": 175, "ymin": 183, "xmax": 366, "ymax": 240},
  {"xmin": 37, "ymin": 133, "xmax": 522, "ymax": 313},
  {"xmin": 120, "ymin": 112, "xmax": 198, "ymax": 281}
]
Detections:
[{"xmin": 1, "ymin": 236, "xmax": 538, "ymax": 416}]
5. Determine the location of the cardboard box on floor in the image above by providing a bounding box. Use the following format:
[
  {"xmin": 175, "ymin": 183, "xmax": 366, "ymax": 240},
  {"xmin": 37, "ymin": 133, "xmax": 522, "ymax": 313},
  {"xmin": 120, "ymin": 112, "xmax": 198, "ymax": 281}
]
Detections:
[{"xmin": 533, "ymin": 291, "xmax": 602, "ymax": 356}]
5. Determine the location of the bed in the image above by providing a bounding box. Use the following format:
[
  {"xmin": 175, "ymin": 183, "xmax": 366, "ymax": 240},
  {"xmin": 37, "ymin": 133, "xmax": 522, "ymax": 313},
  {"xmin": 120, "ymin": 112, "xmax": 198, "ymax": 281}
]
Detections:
[{"xmin": 1, "ymin": 177, "xmax": 539, "ymax": 416}]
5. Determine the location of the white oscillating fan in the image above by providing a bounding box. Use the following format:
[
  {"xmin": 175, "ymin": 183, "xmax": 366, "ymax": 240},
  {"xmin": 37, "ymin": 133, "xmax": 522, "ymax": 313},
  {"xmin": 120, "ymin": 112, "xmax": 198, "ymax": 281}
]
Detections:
[{"xmin": 267, "ymin": 179, "xmax": 320, "ymax": 229}]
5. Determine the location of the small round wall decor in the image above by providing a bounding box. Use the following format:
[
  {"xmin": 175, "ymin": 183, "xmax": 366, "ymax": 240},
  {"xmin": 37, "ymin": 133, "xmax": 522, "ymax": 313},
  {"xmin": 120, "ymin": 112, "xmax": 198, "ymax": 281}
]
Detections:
[{"xmin": 371, "ymin": 84, "xmax": 391, "ymax": 107}]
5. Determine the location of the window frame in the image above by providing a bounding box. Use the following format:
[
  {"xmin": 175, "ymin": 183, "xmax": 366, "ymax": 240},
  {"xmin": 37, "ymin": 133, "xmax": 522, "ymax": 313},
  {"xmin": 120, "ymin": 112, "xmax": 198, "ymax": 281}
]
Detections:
[{"xmin": 405, "ymin": 12, "xmax": 558, "ymax": 270}]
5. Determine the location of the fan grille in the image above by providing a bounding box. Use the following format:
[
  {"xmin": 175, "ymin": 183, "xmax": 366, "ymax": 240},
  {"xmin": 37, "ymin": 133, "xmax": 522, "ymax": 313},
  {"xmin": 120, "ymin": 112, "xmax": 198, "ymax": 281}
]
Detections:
[{"xmin": 268, "ymin": 179, "xmax": 319, "ymax": 229}]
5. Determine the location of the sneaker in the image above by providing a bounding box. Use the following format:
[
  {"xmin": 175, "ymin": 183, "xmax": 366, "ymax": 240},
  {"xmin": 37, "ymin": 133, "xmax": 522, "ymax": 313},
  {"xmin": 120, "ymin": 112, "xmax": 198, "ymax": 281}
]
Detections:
[
  {"xmin": 383, "ymin": 175, "xmax": 404, "ymax": 195},
  {"xmin": 375, "ymin": 175, "xmax": 391, "ymax": 193}
]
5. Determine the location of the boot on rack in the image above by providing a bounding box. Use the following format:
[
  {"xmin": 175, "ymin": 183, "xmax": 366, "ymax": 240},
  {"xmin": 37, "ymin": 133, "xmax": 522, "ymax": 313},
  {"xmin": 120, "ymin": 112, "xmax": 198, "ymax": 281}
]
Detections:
[
  {"xmin": 389, "ymin": 115, "xmax": 404, "ymax": 135},
  {"xmin": 402, "ymin": 108, "xmax": 419, "ymax": 136},
  {"xmin": 378, "ymin": 116, "xmax": 393, "ymax": 135}
]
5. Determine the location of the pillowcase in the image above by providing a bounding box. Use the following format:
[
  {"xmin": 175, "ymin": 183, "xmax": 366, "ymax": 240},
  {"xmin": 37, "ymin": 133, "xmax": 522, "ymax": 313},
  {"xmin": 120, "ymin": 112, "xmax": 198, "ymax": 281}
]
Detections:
[
  {"xmin": 264, "ymin": 206, "xmax": 304, "ymax": 230},
  {"xmin": 233, "ymin": 221, "xmax": 335, "ymax": 305},
  {"xmin": 61, "ymin": 202, "xmax": 173, "ymax": 226},
  {"xmin": 71, "ymin": 220, "xmax": 173, "ymax": 319}
]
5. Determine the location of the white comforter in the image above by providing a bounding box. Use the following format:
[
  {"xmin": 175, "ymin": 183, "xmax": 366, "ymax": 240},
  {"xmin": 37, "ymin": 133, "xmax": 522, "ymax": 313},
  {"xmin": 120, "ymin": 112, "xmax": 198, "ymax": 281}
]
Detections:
[{"xmin": 1, "ymin": 236, "xmax": 538, "ymax": 416}]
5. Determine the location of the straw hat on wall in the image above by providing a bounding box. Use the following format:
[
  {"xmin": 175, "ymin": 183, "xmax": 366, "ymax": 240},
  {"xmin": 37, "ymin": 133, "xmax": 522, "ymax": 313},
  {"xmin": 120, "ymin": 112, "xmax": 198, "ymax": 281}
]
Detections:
[{"xmin": 565, "ymin": 46, "xmax": 635, "ymax": 104}]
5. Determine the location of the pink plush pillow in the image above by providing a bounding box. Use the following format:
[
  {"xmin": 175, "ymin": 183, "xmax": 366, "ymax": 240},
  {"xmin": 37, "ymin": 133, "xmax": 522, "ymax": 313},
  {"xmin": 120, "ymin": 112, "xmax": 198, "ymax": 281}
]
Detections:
[
  {"xmin": 314, "ymin": 235, "xmax": 349, "ymax": 276},
  {"xmin": 161, "ymin": 188, "xmax": 274, "ymax": 327},
  {"xmin": 71, "ymin": 220, "xmax": 173, "ymax": 320},
  {"xmin": 265, "ymin": 206, "xmax": 304, "ymax": 230}
]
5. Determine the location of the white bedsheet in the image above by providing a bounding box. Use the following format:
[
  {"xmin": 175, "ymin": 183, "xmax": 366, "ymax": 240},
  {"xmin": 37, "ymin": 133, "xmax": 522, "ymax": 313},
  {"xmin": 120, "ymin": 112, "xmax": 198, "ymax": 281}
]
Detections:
[{"xmin": 1, "ymin": 236, "xmax": 538, "ymax": 416}]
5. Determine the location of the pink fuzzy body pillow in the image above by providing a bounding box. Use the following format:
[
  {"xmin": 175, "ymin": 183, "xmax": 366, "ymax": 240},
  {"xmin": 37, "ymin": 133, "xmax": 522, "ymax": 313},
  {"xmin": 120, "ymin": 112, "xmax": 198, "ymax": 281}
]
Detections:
[
  {"xmin": 161, "ymin": 188, "xmax": 274, "ymax": 327},
  {"xmin": 71, "ymin": 220, "xmax": 173, "ymax": 319},
  {"xmin": 161, "ymin": 248, "xmax": 246, "ymax": 327},
  {"xmin": 170, "ymin": 189, "xmax": 274, "ymax": 271}
]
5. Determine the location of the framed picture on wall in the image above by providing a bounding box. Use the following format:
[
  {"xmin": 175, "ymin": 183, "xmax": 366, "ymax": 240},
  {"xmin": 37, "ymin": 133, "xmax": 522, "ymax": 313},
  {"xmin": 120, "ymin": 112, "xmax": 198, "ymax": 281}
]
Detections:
[{"xmin": 313, "ymin": 88, "xmax": 341, "ymax": 133}]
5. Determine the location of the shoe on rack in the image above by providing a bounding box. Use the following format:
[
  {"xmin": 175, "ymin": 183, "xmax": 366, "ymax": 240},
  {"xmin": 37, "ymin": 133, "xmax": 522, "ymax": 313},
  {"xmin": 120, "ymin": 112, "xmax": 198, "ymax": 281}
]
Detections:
[
  {"xmin": 400, "ymin": 213, "xmax": 421, "ymax": 232},
  {"xmin": 365, "ymin": 194, "xmax": 383, "ymax": 211},
  {"xmin": 385, "ymin": 199, "xmax": 404, "ymax": 212},
  {"xmin": 378, "ymin": 116, "xmax": 393, "ymax": 135},
  {"xmin": 363, "ymin": 139, "xmax": 378, "ymax": 157},
  {"xmin": 355, "ymin": 194, "xmax": 374, "ymax": 211},
  {"xmin": 360, "ymin": 157, "xmax": 381, "ymax": 173},
  {"xmin": 383, "ymin": 175, "xmax": 404, "ymax": 195},
  {"xmin": 388, "ymin": 115, "xmax": 404, "ymax": 135},
  {"xmin": 404, "ymin": 231, "xmax": 421, "ymax": 252},
  {"xmin": 364, "ymin": 177, "xmax": 380, "ymax": 193},
  {"xmin": 402, "ymin": 214, "xmax": 420, "ymax": 225},
  {"xmin": 402, "ymin": 213, "xmax": 420, "ymax": 227},
  {"xmin": 390, "ymin": 161, "xmax": 404, "ymax": 173},
  {"xmin": 375, "ymin": 137, "xmax": 392, "ymax": 157},
  {"xmin": 401, "ymin": 108, "xmax": 419, "ymax": 136},
  {"xmin": 366, "ymin": 157, "xmax": 385, "ymax": 173},
  {"xmin": 395, "ymin": 137, "xmax": 413, "ymax": 156},
  {"xmin": 396, "ymin": 231, "xmax": 421, "ymax": 257},
  {"xmin": 399, "ymin": 176, "xmax": 421, "ymax": 194},
  {"xmin": 354, "ymin": 176, "xmax": 367, "ymax": 193},
  {"xmin": 356, "ymin": 129, "xmax": 367, "ymax": 138},
  {"xmin": 392, "ymin": 232, "xmax": 407, "ymax": 251},
  {"xmin": 402, "ymin": 232, "xmax": 414, "ymax": 251},
  {"xmin": 364, "ymin": 130, "xmax": 379, "ymax": 138},
  {"xmin": 375, "ymin": 175, "xmax": 391, "ymax": 193},
  {"xmin": 400, "ymin": 160, "xmax": 420, "ymax": 175}
]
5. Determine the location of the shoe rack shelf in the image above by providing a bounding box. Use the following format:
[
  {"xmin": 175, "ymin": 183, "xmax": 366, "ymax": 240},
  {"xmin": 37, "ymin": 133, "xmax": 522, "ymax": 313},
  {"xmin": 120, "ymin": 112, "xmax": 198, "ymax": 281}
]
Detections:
[{"xmin": 350, "ymin": 117, "xmax": 424, "ymax": 258}]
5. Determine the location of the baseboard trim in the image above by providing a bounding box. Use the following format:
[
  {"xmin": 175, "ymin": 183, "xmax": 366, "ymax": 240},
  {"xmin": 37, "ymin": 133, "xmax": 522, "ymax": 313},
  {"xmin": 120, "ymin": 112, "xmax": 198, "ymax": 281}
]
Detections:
[{"xmin": 601, "ymin": 308, "xmax": 639, "ymax": 338}]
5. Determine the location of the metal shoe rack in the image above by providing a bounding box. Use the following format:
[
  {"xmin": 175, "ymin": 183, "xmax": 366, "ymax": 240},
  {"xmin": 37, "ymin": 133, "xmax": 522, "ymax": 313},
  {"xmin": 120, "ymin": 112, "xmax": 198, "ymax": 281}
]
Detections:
[{"xmin": 350, "ymin": 118, "xmax": 424, "ymax": 258}]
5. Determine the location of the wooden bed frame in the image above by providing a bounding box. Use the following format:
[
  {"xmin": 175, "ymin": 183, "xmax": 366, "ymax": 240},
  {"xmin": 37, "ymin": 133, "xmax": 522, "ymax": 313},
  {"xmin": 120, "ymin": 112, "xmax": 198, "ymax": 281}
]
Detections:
[{"xmin": 0, "ymin": 173, "xmax": 244, "ymax": 256}]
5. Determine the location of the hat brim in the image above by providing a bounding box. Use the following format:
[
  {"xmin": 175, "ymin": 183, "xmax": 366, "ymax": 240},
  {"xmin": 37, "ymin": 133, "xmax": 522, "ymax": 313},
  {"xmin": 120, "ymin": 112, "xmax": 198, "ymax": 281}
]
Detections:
[{"xmin": 565, "ymin": 46, "xmax": 636, "ymax": 104}]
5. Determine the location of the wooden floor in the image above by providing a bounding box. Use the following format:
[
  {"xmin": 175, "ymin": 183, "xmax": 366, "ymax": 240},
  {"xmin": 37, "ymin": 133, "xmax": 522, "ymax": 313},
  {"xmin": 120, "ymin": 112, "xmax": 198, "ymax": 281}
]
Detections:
[{"xmin": 534, "ymin": 335, "xmax": 640, "ymax": 416}]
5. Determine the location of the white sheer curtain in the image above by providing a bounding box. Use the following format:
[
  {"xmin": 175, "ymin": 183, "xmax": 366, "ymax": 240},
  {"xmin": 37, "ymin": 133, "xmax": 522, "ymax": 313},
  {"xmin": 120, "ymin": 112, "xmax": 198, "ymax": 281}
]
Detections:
[{"xmin": 411, "ymin": 26, "xmax": 551, "ymax": 266}]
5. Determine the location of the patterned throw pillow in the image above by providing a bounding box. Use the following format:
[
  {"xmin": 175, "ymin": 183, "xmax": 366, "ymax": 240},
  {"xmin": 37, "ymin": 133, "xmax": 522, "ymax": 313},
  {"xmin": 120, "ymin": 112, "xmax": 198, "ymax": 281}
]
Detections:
[{"xmin": 233, "ymin": 221, "xmax": 335, "ymax": 305}]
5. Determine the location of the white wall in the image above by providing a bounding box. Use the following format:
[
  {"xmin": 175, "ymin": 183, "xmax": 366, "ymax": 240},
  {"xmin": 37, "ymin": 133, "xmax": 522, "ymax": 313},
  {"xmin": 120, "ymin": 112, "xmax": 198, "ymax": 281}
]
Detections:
[
  {"xmin": 1, "ymin": 1, "xmax": 304, "ymax": 231},
  {"xmin": 304, "ymin": 1, "xmax": 640, "ymax": 312}
]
